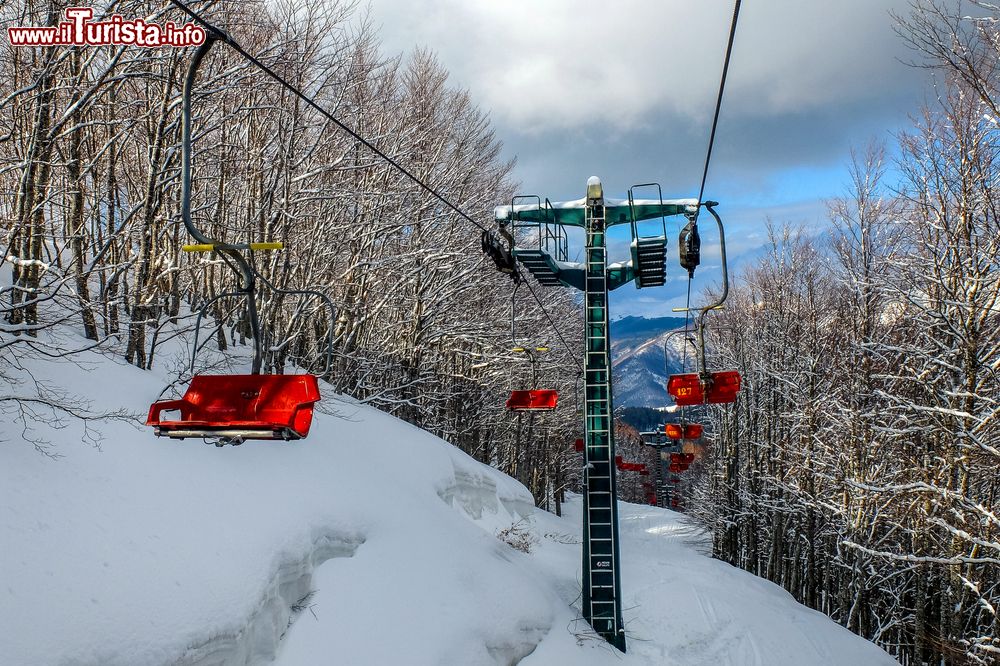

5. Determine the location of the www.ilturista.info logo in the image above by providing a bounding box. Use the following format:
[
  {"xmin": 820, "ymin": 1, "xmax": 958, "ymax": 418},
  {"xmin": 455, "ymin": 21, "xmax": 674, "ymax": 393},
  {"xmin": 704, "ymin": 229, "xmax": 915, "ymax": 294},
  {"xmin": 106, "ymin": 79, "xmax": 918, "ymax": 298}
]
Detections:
[{"xmin": 7, "ymin": 7, "xmax": 206, "ymax": 47}]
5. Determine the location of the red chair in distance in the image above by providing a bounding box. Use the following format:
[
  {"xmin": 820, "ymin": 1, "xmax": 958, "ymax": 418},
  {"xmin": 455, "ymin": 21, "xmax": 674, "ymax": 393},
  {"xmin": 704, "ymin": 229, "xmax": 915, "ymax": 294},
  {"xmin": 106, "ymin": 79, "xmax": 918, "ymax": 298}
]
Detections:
[
  {"xmin": 665, "ymin": 422, "xmax": 703, "ymax": 440},
  {"xmin": 616, "ymin": 458, "xmax": 646, "ymax": 473},
  {"xmin": 506, "ymin": 389, "xmax": 559, "ymax": 411},
  {"xmin": 667, "ymin": 370, "xmax": 741, "ymax": 406}
]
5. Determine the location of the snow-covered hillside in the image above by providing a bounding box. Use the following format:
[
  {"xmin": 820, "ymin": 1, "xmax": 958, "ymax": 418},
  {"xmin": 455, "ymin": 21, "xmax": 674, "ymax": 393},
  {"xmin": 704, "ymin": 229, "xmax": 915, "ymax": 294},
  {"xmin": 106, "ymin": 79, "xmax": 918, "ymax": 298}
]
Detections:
[{"xmin": 1, "ymin": 333, "xmax": 899, "ymax": 665}]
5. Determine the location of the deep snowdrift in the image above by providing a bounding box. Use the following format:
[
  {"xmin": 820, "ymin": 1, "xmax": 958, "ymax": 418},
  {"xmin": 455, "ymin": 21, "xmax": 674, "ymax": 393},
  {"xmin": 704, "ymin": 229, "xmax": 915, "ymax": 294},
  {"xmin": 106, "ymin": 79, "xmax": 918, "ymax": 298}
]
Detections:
[{"xmin": 0, "ymin": 333, "xmax": 898, "ymax": 665}]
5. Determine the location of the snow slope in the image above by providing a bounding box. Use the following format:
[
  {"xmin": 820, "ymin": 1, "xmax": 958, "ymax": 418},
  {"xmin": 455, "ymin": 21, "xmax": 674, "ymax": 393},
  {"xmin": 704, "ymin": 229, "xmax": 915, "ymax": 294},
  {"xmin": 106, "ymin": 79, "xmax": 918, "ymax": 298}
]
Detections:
[{"xmin": 0, "ymin": 333, "xmax": 899, "ymax": 665}]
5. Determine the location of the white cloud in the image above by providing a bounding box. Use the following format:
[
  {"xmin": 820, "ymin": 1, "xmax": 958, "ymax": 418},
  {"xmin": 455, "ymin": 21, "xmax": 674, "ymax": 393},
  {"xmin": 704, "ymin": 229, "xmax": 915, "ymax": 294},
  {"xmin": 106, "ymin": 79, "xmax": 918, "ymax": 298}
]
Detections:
[
  {"xmin": 365, "ymin": 0, "xmax": 916, "ymax": 133},
  {"xmin": 345, "ymin": 0, "xmax": 931, "ymax": 316}
]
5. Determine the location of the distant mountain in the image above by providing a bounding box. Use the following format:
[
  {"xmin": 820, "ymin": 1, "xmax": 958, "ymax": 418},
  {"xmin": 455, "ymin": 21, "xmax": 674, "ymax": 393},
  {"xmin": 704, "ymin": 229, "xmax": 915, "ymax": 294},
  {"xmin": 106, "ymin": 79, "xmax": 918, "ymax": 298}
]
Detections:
[
  {"xmin": 610, "ymin": 315, "xmax": 687, "ymax": 340},
  {"xmin": 610, "ymin": 315, "xmax": 698, "ymax": 408}
]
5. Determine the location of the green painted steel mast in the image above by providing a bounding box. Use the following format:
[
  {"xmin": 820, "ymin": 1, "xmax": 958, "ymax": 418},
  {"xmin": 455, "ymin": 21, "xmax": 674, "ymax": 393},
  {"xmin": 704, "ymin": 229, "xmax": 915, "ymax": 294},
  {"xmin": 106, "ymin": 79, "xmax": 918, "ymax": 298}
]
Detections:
[
  {"xmin": 494, "ymin": 176, "xmax": 697, "ymax": 652},
  {"xmin": 579, "ymin": 177, "xmax": 627, "ymax": 649}
]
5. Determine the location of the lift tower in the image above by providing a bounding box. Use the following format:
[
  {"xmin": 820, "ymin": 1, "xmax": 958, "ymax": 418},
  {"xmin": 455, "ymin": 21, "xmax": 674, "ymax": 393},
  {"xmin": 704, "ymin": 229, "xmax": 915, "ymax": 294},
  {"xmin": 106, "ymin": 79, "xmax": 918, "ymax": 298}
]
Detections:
[{"xmin": 495, "ymin": 177, "xmax": 696, "ymax": 651}]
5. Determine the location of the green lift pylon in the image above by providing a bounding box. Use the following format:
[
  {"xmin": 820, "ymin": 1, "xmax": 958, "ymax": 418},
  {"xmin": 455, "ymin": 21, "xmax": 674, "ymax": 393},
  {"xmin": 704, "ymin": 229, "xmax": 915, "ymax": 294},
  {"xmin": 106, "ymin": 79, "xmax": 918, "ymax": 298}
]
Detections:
[
  {"xmin": 640, "ymin": 427, "xmax": 673, "ymax": 508},
  {"xmin": 494, "ymin": 176, "xmax": 697, "ymax": 651}
]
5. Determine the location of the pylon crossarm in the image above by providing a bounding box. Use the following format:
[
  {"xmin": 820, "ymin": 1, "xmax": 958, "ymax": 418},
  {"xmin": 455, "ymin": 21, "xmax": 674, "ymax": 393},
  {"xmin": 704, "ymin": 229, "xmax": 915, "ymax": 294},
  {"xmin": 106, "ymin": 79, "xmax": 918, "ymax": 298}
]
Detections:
[{"xmin": 495, "ymin": 197, "xmax": 697, "ymax": 228}]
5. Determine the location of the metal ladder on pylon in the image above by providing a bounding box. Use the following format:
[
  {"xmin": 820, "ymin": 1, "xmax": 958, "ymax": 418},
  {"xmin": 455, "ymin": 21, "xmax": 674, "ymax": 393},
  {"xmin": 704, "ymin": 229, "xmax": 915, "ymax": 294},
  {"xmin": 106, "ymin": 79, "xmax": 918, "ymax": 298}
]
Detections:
[
  {"xmin": 581, "ymin": 188, "xmax": 626, "ymax": 650},
  {"xmin": 657, "ymin": 450, "xmax": 670, "ymax": 507}
]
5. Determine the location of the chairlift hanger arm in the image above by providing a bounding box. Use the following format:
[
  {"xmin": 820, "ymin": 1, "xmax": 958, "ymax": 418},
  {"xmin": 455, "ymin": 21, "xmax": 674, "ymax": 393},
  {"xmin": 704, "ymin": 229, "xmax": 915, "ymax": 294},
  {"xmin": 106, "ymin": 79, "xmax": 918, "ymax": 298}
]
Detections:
[
  {"xmin": 181, "ymin": 33, "xmax": 338, "ymax": 379},
  {"xmin": 701, "ymin": 203, "xmax": 728, "ymax": 312},
  {"xmin": 181, "ymin": 34, "xmax": 266, "ymax": 372},
  {"xmin": 672, "ymin": 201, "xmax": 728, "ymax": 315}
]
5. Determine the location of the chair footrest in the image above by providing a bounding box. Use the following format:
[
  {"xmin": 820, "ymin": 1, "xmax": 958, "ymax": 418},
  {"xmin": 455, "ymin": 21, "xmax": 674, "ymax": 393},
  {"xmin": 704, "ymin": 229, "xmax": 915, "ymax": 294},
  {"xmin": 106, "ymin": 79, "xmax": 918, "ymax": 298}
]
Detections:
[{"xmin": 153, "ymin": 425, "xmax": 303, "ymax": 440}]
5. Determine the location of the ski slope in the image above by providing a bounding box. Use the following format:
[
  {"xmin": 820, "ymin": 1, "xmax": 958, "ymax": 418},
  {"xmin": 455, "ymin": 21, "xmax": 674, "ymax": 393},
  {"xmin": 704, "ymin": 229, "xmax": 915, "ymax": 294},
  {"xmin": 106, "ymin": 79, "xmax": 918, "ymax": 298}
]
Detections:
[{"xmin": 0, "ymin": 332, "xmax": 899, "ymax": 665}]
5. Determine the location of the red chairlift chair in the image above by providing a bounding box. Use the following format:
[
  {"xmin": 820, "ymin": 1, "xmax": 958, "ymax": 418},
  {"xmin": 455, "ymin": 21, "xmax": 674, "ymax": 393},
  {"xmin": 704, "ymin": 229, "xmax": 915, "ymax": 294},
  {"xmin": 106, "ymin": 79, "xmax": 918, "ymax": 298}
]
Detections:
[
  {"xmin": 668, "ymin": 370, "xmax": 741, "ymax": 406},
  {"xmin": 670, "ymin": 452, "xmax": 696, "ymax": 465},
  {"xmin": 665, "ymin": 422, "xmax": 704, "ymax": 440},
  {"xmin": 507, "ymin": 388, "xmax": 559, "ymax": 411},
  {"xmin": 667, "ymin": 202, "xmax": 742, "ymax": 407},
  {"xmin": 148, "ymin": 374, "xmax": 320, "ymax": 441},
  {"xmin": 146, "ymin": 38, "xmax": 334, "ymax": 446},
  {"xmin": 505, "ymin": 295, "xmax": 560, "ymax": 412},
  {"xmin": 616, "ymin": 458, "xmax": 646, "ymax": 472}
]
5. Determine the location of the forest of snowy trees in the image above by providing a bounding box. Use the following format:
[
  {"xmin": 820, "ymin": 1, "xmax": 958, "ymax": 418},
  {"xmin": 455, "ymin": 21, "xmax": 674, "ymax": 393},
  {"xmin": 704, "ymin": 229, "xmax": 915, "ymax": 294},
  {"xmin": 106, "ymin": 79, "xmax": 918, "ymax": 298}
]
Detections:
[
  {"xmin": 691, "ymin": 4, "xmax": 1000, "ymax": 664},
  {"xmin": 0, "ymin": 0, "xmax": 583, "ymax": 508}
]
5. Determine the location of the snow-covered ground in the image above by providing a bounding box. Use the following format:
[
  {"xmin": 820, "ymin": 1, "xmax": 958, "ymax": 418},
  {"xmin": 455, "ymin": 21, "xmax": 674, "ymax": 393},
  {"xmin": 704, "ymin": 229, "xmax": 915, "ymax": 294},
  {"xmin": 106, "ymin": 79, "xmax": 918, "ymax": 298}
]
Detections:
[{"xmin": 1, "ymin": 332, "xmax": 899, "ymax": 665}]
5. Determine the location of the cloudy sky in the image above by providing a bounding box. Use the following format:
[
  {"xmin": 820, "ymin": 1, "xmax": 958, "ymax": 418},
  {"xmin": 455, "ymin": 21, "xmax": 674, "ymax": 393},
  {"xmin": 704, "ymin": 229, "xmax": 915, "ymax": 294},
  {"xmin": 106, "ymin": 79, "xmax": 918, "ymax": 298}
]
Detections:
[{"xmin": 362, "ymin": 0, "xmax": 927, "ymax": 316}]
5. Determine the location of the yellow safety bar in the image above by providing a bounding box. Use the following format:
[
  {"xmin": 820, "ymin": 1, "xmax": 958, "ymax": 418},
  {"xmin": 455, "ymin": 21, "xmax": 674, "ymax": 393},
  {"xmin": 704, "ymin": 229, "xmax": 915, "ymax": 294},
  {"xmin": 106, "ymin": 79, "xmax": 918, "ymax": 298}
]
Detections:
[
  {"xmin": 671, "ymin": 304, "xmax": 724, "ymax": 313},
  {"xmin": 249, "ymin": 242, "xmax": 284, "ymax": 251},
  {"xmin": 182, "ymin": 241, "xmax": 284, "ymax": 253}
]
